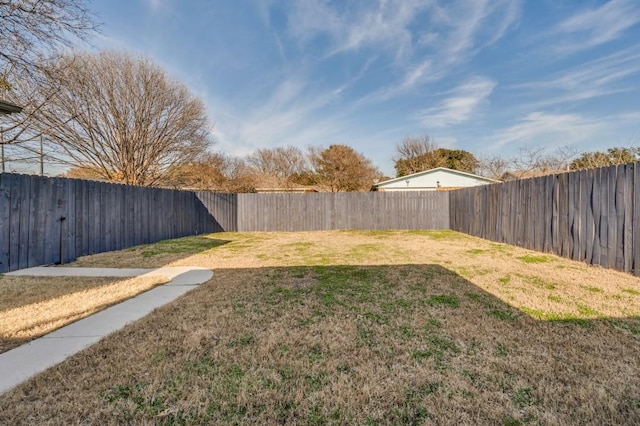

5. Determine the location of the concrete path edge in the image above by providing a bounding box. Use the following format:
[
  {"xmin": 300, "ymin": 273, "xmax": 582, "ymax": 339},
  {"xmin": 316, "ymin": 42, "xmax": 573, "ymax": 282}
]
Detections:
[{"xmin": 0, "ymin": 266, "xmax": 213, "ymax": 395}]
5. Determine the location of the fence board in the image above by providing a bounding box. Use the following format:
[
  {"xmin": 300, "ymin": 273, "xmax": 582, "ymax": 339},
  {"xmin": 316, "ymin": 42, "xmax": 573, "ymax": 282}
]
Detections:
[
  {"xmin": 27, "ymin": 176, "xmax": 42, "ymax": 267},
  {"xmin": 624, "ymin": 164, "xmax": 633, "ymax": 272},
  {"xmin": 9, "ymin": 175, "xmax": 22, "ymax": 270},
  {"xmin": 225, "ymin": 192, "xmax": 449, "ymax": 232},
  {"xmin": 4, "ymin": 161, "xmax": 640, "ymax": 276},
  {"xmin": 450, "ymin": 162, "xmax": 640, "ymax": 276},
  {"xmin": 69, "ymin": 179, "xmax": 78, "ymax": 262},
  {"xmin": 635, "ymin": 164, "xmax": 640, "ymax": 275},
  {"xmin": 0, "ymin": 173, "xmax": 230, "ymax": 273},
  {"xmin": 0, "ymin": 175, "xmax": 11, "ymax": 271}
]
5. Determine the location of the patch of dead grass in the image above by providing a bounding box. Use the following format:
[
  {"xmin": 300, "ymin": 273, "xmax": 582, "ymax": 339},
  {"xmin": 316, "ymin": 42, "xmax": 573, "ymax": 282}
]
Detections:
[
  {"xmin": 1, "ymin": 230, "xmax": 640, "ymax": 424},
  {"xmin": 0, "ymin": 275, "xmax": 167, "ymax": 354}
]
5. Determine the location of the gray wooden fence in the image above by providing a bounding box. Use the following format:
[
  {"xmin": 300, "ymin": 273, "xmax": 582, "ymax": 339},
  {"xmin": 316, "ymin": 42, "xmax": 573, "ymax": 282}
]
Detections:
[
  {"xmin": 0, "ymin": 173, "xmax": 221, "ymax": 273},
  {"xmin": 194, "ymin": 192, "xmax": 237, "ymax": 232},
  {"xmin": 5, "ymin": 162, "xmax": 640, "ymax": 276},
  {"xmin": 235, "ymin": 192, "xmax": 449, "ymax": 232},
  {"xmin": 450, "ymin": 162, "xmax": 640, "ymax": 275}
]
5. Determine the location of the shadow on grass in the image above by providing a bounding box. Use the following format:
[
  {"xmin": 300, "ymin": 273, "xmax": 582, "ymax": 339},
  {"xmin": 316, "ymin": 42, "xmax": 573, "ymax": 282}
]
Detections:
[
  {"xmin": 0, "ymin": 236, "xmax": 229, "ymax": 354},
  {"xmin": 1, "ymin": 264, "xmax": 639, "ymax": 425}
]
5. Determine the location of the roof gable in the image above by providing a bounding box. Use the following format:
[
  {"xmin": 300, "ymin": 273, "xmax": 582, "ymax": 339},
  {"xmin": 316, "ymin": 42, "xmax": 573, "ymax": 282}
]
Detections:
[{"xmin": 374, "ymin": 167, "xmax": 499, "ymax": 187}]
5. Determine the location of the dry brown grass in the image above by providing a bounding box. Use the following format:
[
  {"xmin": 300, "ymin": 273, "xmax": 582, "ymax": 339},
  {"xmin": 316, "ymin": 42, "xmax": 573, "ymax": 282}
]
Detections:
[
  {"xmin": 0, "ymin": 275, "xmax": 167, "ymax": 354},
  {"xmin": 1, "ymin": 230, "xmax": 639, "ymax": 425}
]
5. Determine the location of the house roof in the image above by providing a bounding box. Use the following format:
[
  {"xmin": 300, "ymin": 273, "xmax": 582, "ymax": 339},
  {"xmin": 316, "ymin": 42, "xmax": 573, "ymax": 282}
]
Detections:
[
  {"xmin": 0, "ymin": 99, "xmax": 22, "ymax": 115},
  {"xmin": 373, "ymin": 167, "xmax": 500, "ymax": 187}
]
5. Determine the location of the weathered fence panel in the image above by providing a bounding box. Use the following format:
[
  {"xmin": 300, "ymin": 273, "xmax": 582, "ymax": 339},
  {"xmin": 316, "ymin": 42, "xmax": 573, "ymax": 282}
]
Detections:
[
  {"xmin": 6, "ymin": 162, "xmax": 640, "ymax": 276},
  {"xmin": 450, "ymin": 162, "xmax": 640, "ymax": 275},
  {"xmin": 234, "ymin": 191, "xmax": 449, "ymax": 232},
  {"xmin": 0, "ymin": 173, "xmax": 220, "ymax": 273},
  {"xmin": 193, "ymin": 192, "xmax": 237, "ymax": 232}
]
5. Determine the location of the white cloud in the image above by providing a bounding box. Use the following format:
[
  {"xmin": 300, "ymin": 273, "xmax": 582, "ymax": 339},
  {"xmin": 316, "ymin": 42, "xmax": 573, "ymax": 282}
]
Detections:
[
  {"xmin": 142, "ymin": 0, "xmax": 172, "ymax": 13},
  {"xmin": 488, "ymin": 112, "xmax": 604, "ymax": 150},
  {"xmin": 511, "ymin": 45, "xmax": 640, "ymax": 108},
  {"xmin": 416, "ymin": 76, "xmax": 496, "ymax": 128},
  {"xmin": 428, "ymin": 0, "xmax": 521, "ymax": 65},
  {"xmin": 287, "ymin": 0, "xmax": 430, "ymax": 59},
  {"xmin": 208, "ymin": 76, "xmax": 350, "ymax": 156},
  {"xmin": 553, "ymin": 0, "xmax": 640, "ymax": 53},
  {"xmin": 284, "ymin": 0, "xmax": 520, "ymax": 97}
]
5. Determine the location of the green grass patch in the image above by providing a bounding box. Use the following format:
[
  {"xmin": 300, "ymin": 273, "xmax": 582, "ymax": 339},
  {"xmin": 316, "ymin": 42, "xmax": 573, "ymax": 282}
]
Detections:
[
  {"xmin": 487, "ymin": 309, "xmax": 519, "ymax": 321},
  {"xmin": 466, "ymin": 249, "xmax": 486, "ymax": 254},
  {"xmin": 520, "ymin": 307, "xmax": 594, "ymax": 327},
  {"xmin": 516, "ymin": 255, "xmax": 551, "ymax": 264},
  {"xmin": 512, "ymin": 387, "xmax": 538, "ymax": 408},
  {"xmin": 498, "ymin": 275, "xmax": 512, "ymax": 284},
  {"xmin": 425, "ymin": 294, "xmax": 460, "ymax": 308},
  {"xmin": 140, "ymin": 236, "xmax": 229, "ymax": 257},
  {"xmin": 227, "ymin": 334, "xmax": 255, "ymax": 347},
  {"xmin": 413, "ymin": 229, "xmax": 468, "ymax": 240},
  {"xmin": 577, "ymin": 305, "xmax": 599, "ymax": 316},
  {"xmin": 608, "ymin": 319, "xmax": 640, "ymax": 335},
  {"xmin": 517, "ymin": 274, "xmax": 557, "ymax": 290}
]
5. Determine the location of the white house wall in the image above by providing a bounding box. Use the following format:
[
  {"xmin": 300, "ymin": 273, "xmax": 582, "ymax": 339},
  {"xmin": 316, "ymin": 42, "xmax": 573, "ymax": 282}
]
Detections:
[{"xmin": 378, "ymin": 170, "xmax": 492, "ymax": 191}]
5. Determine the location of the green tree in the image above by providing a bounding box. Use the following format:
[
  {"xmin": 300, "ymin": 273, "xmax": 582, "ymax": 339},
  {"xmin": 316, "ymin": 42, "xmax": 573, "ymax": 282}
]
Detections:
[
  {"xmin": 569, "ymin": 147, "xmax": 639, "ymax": 170},
  {"xmin": 309, "ymin": 144, "xmax": 380, "ymax": 192},
  {"xmin": 395, "ymin": 147, "xmax": 478, "ymax": 177}
]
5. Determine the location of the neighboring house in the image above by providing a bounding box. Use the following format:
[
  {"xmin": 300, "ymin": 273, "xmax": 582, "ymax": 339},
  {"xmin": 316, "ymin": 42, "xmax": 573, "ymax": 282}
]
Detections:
[
  {"xmin": 372, "ymin": 167, "xmax": 499, "ymax": 191},
  {"xmin": 0, "ymin": 99, "xmax": 22, "ymax": 115}
]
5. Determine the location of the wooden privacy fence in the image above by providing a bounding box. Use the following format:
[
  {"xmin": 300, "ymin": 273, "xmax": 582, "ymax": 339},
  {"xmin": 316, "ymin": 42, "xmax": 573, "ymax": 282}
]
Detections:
[
  {"xmin": 5, "ymin": 162, "xmax": 640, "ymax": 276},
  {"xmin": 234, "ymin": 192, "xmax": 449, "ymax": 232},
  {"xmin": 0, "ymin": 173, "xmax": 225, "ymax": 273},
  {"xmin": 450, "ymin": 162, "xmax": 640, "ymax": 275}
]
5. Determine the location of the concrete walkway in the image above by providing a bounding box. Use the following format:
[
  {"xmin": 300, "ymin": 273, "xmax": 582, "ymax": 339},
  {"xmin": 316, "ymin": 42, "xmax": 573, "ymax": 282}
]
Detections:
[{"xmin": 0, "ymin": 266, "xmax": 213, "ymax": 395}]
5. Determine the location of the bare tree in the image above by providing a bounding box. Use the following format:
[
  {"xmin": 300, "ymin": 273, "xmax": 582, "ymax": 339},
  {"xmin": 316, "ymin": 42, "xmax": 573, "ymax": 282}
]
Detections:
[
  {"xmin": 393, "ymin": 134, "xmax": 478, "ymax": 177},
  {"xmin": 393, "ymin": 135, "xmax": 445, "ymax": 177},
  {"xmin": 162, "ymin": 152, "xmax": 256, "ymax": 192},
  {"xmin": 476, "ymin": 155, "xmax": 509, "ymax": 180},
  {"xmin": 309, "ymin": 144, "xmax": 380, "ymax": 192},
  {"xmin": 0, "ymin": 0, "xmax": 96, "ymax": 85},
  {"xmin": 246, "ymin": 146, "xmax": 308, "ymax": 182},
  {"xmin": 510, "ymin": 145, "xmax": 578, "ymax": 176},
  {"xmin": 30, "ymin": 50, "xmax": 212, "ymax": 186},
  {"xmin": 1, "ymin": 0, "xmax": 97, "ymax": 170}
]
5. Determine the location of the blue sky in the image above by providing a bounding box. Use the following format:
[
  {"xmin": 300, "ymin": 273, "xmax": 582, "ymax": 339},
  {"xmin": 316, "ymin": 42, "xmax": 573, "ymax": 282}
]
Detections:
[{"xmin": 89, "ymin": 0, "xmax": 640, "ymax": 176}]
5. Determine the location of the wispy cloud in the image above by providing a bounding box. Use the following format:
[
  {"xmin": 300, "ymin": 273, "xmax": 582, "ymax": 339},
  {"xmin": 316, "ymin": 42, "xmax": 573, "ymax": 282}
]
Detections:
[
  {"xmin": 142, "ymin": 0, "xmax": 172, "ymax": 13},
  {"xmin": 552, "ymin": 0, "xmax": 640, "ymax": 53},
  {"xmin": 209, "ymin": 76, "xmax": 350, "ymax": 156},
  {"xmin": 487, "ymin": 112, "xmax": 603, "ymax": 150},
  {"xmin": 512, "ymin": 45, "xmax": 640, "ymax": 108},
  {"xmin": 284, "ymin": 0, "xmax": 520, "ymax": 98},
  {"xmin": 421, "ymin": 0, "xmax": 521, "ymax": 65},
  {"xmin": 416, "ymin": 76, "xmax": 496, "ymax": 128},
  {"xmin": 287, "ymin": 0, "xmax": 429, "ymax": 60}
]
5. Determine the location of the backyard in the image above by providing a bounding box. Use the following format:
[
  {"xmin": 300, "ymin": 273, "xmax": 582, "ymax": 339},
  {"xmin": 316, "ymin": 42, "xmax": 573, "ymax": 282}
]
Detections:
[{"xmin": 1, "ymin": 229, "xmax": 639, "ymax": 424}]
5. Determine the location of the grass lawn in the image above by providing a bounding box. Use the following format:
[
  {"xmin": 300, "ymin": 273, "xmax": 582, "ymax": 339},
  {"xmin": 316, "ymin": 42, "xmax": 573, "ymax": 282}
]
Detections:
[
  {"xmin": 1, "ymin": 230, "xmax": 639, "ymax": 424},
  {"xmin": 0, "ymin": 275, "xmax": 167, "ymax": 354}
]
